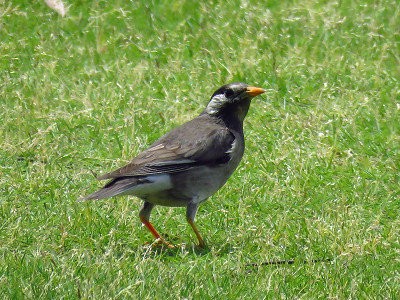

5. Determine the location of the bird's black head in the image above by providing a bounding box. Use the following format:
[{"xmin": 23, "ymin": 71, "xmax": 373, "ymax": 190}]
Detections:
[{"xmin": 204, "ymin": 82, "xmax": 265, "ymax": 122}]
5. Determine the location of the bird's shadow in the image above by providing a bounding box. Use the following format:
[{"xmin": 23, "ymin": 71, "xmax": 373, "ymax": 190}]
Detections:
[
  {"xmin": 139, "ymin": 242, "xmax": 211, "ymax": 257},
  {"xmin": 138, "ymin": 237, "xmax": 248, "ymax": 258},
  {"xmin": 139, "ymin": 240, "xmax": 334, "ymax": 272}
]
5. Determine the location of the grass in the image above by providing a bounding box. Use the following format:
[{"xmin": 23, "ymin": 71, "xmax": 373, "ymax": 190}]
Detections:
[{"xmin": 1, "ymin": 0, "xmax": 399, "ymax": 298}]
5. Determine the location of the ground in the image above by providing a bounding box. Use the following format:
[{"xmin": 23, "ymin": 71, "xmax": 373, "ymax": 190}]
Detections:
[{"xmin": 1, "ymin": 0, "xmax": 399, "ymax": 299}]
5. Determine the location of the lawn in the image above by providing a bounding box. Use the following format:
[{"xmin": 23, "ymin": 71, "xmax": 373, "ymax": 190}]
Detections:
[{"xmin": 1, "ymin": 0, "xmax": 399, "ymax": 299}]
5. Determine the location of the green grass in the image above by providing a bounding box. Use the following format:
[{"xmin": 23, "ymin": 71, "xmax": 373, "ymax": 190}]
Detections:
[{"xmin": 1, "ymin": 0, "xmax": 399, "ymax": 298}]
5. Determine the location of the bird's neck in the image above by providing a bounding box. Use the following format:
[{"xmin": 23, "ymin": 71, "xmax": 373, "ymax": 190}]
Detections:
[{"xmin": 228, "ymin": 99, "xmax": 251, "ymax": 124}]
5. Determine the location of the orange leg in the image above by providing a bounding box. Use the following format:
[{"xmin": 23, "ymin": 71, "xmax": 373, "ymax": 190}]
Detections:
[
  {"xmin": 186, "ymin": 202, "xmax": 206, "ymax": 248},
  {"xmin": 187, "ymin": 219, "xmax": 206, "ymax": 248},
  {"xmin": 140, "ymin": 215, "xmax": 161, "ymax": 239},
  {"xmin": 139, "ymin": 215, "xmax": 174, "ymax": 248},
  {"xmin": 139, "ymin": 202, "xmax": 174, "ymax": 248}
]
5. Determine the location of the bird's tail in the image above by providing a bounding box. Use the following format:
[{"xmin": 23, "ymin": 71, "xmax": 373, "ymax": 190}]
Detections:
[
  {"xmin": 78, "ymin": 177, "xmax": 140, "ymax": 202},
  {"xmin": 78, "ymin": 175, "xmax": 170, "ymax": 202}
]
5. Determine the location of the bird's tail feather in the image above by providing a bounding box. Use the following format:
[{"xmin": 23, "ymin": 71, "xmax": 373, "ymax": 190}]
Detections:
[
  {"xmin": 78, "ymin": 174, "xmax": 172, "ymax": 202},
  {"xmin": 78, "ymin": 178, "xmax": 139, "ymax": 201}
]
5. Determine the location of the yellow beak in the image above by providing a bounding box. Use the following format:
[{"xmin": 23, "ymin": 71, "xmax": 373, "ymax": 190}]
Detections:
[{"xmin": 246, "ymin": 86, "xmax": 266, "ymax": 97}]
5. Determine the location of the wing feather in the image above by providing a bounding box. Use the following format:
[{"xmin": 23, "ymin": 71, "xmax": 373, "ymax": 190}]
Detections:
[{"xmin": 97, "ymin": 116, "xmax": 235, "ymax": 180}]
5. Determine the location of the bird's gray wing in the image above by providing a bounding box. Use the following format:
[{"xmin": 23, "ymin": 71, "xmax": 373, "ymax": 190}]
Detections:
[{"xmin": 97, "ymin": 117, "xmax": 235, "ymax": 180}]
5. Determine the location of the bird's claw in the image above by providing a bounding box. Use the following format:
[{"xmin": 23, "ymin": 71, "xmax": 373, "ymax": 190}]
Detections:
[{"xmin": 151, "ymin": 238, "xmax": 175, "ymax": 249}]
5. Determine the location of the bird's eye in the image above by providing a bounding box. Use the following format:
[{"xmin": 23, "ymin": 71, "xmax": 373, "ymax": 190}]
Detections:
[{"xmin": 224, "ymin": 89, "xmax": 234, "ymax": 98}]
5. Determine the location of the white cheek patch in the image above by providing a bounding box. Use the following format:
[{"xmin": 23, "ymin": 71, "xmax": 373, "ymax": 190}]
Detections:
[{"xmin": 206, "ymin": 94, "xmax": 226, "ymax": 115}]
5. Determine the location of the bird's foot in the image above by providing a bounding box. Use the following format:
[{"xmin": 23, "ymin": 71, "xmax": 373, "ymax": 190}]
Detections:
[
  {"xmin": 197, "ymin": 244, "xmax": 206, "ymax": 249},
  {"xmin": 150, "ymin": 238, "xmax": 175, "ymax": 249}
]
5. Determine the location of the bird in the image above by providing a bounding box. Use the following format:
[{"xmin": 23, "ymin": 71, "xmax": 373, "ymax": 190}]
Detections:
[{"xmin": 80, "ymin": 82, "xmax": 266, "ymax": 248}]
